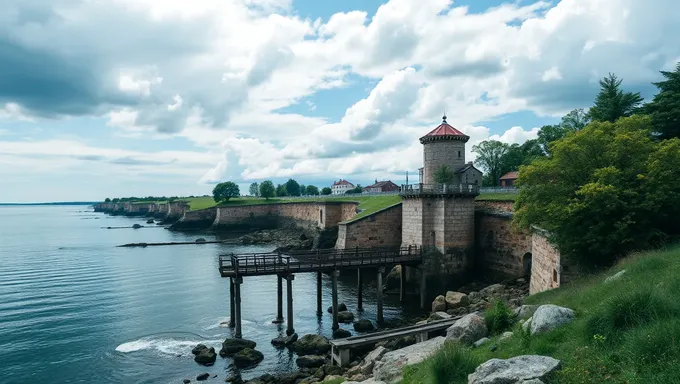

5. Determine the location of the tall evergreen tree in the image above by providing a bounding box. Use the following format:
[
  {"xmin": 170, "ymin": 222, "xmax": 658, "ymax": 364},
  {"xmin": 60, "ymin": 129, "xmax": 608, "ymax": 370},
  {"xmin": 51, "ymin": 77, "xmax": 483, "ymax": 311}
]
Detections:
[
  {"xmin": 643, "ymin": 62, "xmax": 680, "ymax": 139},
  {"xmin": 588, "ymin": 73, "xmax": 643, "ymax": 123}
]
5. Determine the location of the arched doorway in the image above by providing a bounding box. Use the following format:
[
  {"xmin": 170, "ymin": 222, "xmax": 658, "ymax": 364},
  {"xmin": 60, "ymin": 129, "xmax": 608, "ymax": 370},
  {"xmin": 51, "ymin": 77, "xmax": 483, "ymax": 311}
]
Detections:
[{"xmin": 522, "ymin": 252, "xmax": 532, "ymax": 278}]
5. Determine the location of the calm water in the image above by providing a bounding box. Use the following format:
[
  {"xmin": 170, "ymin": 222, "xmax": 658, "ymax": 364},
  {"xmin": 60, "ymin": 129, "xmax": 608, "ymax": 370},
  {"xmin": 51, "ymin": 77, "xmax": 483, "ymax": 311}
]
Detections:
[{"xmin": 0, "ymin": 206, "xmax": 424, "ymax": 383}]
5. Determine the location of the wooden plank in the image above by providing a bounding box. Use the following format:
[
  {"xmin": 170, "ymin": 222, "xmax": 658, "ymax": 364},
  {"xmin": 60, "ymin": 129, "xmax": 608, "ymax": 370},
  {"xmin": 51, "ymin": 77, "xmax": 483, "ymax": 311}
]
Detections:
[{"xmin": 330, "ymin": 317, "xmax": 460, "ymax": 348}]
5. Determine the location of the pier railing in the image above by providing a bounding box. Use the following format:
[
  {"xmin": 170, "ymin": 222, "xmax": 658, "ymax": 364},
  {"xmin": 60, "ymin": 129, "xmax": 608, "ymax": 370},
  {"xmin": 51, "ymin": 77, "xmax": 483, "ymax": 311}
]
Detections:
[
  {"xmin": 218, "ymin": 246, "xmax": 422, "ymax": 277},
  {"xmin": 400, "ymin": 183, "xmax": 479, "ymax": 197}
]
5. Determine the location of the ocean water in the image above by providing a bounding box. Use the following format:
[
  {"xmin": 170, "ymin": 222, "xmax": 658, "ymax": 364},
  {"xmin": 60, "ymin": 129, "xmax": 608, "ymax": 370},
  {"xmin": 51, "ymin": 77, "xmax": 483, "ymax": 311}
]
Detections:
[{"xmin": 0, "ymin": 206, "xmax": 424, "ymax": 383}]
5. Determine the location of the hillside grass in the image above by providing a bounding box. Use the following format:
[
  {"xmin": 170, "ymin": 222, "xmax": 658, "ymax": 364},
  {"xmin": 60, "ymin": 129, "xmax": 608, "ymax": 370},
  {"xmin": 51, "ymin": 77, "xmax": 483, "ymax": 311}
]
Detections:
[
  {"xmin": 403, "ymin": 245, "xmax": 680, "ymax": 384},
  {"xmin": 184, "ymin": 195, "xmax": 402, "ymax": 222}
]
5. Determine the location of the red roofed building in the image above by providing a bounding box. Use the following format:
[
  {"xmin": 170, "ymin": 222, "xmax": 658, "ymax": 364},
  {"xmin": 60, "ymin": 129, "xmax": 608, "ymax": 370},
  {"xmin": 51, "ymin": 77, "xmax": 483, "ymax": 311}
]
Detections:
[
  {"xmin": 419, "ymin": 115, "xmax": 475, "ymax": 185},
  {"xmin": 499, "ymin": 171, "xmax": 519, "ymax": 187},
  {"xmin": 331, "ymin": 179, "xmax": 355, "ymax": 195},
  {"xmin": 365, "ymin": 180, "xmax": 400, "ymax": 193}
]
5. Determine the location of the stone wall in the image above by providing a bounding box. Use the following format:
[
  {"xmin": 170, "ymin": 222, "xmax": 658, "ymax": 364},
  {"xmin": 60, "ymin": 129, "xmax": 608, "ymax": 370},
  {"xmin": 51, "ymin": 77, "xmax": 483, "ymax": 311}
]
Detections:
[
  {"xmin": 475, "ymin": 200, "xmax": 515, "ymax": 212},
  {"xmin": 171, "ymin": 207, "xmax": 218, "ymax": 230},
  {"xmin": 529, "ymin": 228, "xmax": 580, "ymax": 295},
  {"xmin": 422, "ymin": 140, "xmax": 466, "ymax": 184},
  {"xmin": 401, "ymin": 199, "xmax": 424, "ymax": 247},
  {"xmin": 475, "ymin": 211, "xmax": 532, "ymax": 279},
  {"xmin": 154, "ymin": 203, "xmax": 169, "ymax": 219},
  {"xmin": 166, "ymin": 201, "xmax": 188, "ymax": 222},
  {"xmin": 335, "ymin": 203, "xmax": 403, "ymax": 249}
]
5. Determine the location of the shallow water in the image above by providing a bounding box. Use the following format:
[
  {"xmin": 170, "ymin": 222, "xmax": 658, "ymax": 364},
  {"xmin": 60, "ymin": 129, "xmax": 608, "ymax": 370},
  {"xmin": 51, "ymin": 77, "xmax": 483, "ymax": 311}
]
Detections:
[{"xmin": 0, "ymin": 206, "xmax": 425, "ymax": 383}]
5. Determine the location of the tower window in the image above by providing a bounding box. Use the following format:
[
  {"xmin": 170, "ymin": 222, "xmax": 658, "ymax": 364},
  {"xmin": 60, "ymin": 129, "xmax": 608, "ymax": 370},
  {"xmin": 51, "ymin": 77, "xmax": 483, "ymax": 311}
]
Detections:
[{"xmin": 458, "ymin": 151, "xmax": 461, "ymax": 158}]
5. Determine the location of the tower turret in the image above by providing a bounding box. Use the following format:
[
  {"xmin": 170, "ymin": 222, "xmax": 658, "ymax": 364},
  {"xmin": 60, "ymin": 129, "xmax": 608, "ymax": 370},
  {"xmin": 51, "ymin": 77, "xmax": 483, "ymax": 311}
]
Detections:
[{"xmin": 419, "ymin": 115, "xmax": 469, "ymax": 184}]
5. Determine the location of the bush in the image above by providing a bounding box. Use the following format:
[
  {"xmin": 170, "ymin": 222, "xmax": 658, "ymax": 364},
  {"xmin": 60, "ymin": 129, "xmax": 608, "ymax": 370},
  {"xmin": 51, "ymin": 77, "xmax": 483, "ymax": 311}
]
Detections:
[
  {"xmin": 425, "ymin": 342, "xmax": 481, "ymax": 384},
  {"xmin": 484, "ymin": 300, "xmax": 517, "ymax": 335}
]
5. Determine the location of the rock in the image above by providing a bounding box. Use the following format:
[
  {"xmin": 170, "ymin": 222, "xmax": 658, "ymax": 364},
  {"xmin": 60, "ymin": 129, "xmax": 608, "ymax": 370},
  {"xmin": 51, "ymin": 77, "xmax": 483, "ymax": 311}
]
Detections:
[
  {"xmin": 323, "ymin": 375, "xmax": 342, "ymax": 382},
  {"xmin": 191, "ymin": 344, "xmax": 209, "ymax": 355},
  {"xmin": 224, "ymin": 373, "xmax": 243, "ymax": 383},
  {"xmin": 384, "ymin": 265, "xmax": 401, "ymax": 291},
  {"xmin": 195, "ymin": 238, "xmax": 206, "ymax": 243},
  {"xmin": 196, "ymin": 372, "xmax": 210, "ymax": 381},
  {"xmin": 523, "ymin": 317, "xmax": 532, "ymax": 331},
  {"xmin": 521, "ymin": 380, "xmax": 545, "ymax": 384},
  {"xmin": 468, "ymin": 291, "xmax": 482, "ymax": 303},
  {"xmin": 431, "ymin": 295, "xmax": 447, "ymax": 312},
  {"xmin": 146, "ymin": 219, "xmax": 155, "ymax": 224},
  {"xmin": 373, "ymin": 336, "xmax": 446, "ymax": 383},
  {"xmin": 473, "ymin": 337, "xmax": 490, "ymax": 347},
  {"xmin": 427, "ymin": 311, "xmax": 451, "ymax": 322},
  {"xmin": 219, "ymin": 338, "xmax": 256, "ymax": 357},
  {"xmin": 445, "ymin": 291, "xmax": 469, "ymax": 309},
  {"xmin": 271, "ymin": 333, "xmax": 298, "ymax": 348},
  {"xmin": 292, "ymin": 334, "xmax": 331, "ymax": 355},
  {"xmin": 337, "ymin": 311, "xmax": 355, "ymax": 323},
  {"xmin": 316, "ymin": 364, "xmax": 343, "ymax": 378},
  {"xmin": 353, "ymin": 319, "xmax": 375, "ymax": 332},
  {"xmin": 604, "ymin": 270, "xmax": 626, "ymax": 284},
  {"xmin": 480, "ymin": 284, "xmax": 504, "ymax": 297},
  {"xmin": 333, "ymin": 328, "xmax": 352, "ymax": 338},
  {"xmin": 515, "ymin": 305, "xmax": 539, "ymax": 319},
  {"xmin": 359, "ymin": 346, "xmax": 388, "ymax": 375},
  {"xmin": 132, "ymin": 223, "xmax": 143, "ymax": 229},
  {"xmin": 378, "ymin": 335, "xmax": 416, "ymax": 350},
  {"xmin": 183, "ymin": 380, "xmax": 190, "ymax": 384},
  {"xmin": 345, "ymin": 380, "xmax": 386, "ymax": 384},
  {"xmin": 327, "ymin": 303, "xmax": 348, "ymax": 314},
  {"xmin": 468, "ymin": 355, "xmax": 562, "ymax": 384},
  {"xmin": 193, "ymin": 346, "xmax": 217, "ymax": 366},
  {"xmin": 446, "ymin": 313, "xmax": 487, "ymax": 345},
  {"xmin": 232, "ymin": 348, "xmax": 264, "ymax": 368},
  {"xmin": 500, "ymin": 331, "xmax": 514, "ymax": 341},
  {"xmin": 296, "ymin": 355, "xmax": 326, "ymax": 368},
  {"xmin": 530, "ymin": 305, "xmax": 575, "ymax": 335}
]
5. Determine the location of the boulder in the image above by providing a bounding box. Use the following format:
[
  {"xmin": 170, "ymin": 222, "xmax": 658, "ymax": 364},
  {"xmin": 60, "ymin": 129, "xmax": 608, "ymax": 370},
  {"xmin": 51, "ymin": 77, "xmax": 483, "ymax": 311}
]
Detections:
[
  {"xmin": 468, "ymin": 291, "xmax": 482, "ymax": 303},
  {"xmin": 445, "ymin": 291, "xmax": 469, "ymax": 309},
  {"xmin": 337, "ymin": 311, "xmax": 355, "ymax": 323},
  {"xmin": 384, "ymin": 265, "xmax": 401, "ymax": 291},
  {"xmin": 327, "ymin": 303, "xmax": 348, "ymax": 314},
  {"xmin": 468, "ymin": 355, "xmax": 561, "ymax": 384},
  {"xmin": 373, "ymin": 336, "xmax": 446, "ymax": 383},
  {"xmin": 183, "ymin": 380, "xmax": 190, "ymax": 384},
  {"xmin": 515, "ymin": 305, "xmax": 539, "ymax": 319},
  {"xmin": 271, "ymin": 333, "xmax": 298, "ymax": 348},
  {"xmin": 191, "ymin": 344, "xmax": 209, "ymax": 355},
  {"xmin": 196, "ymin": 372, "xmax": 210, "ymax": 381},
  {"xmin": 473, "ymin": 337, "xmax": 490, "ymax": 348},
  {"xmin": 193, "ymin": 346, "xmax": 217, "ymax": 366},
  {"xmin": 132, "ymin": 223, "xmax": 143, "ymax": 229},
  {"xmin": 220, "ymin": 338, "xmax": 256, "ymax": 357},
  {"xmin": 604, "ymin": 270, "xmax": 626, "ymax": 284},
  {"xmin": 431, "ymin": 295, "xmax": 447, "ymax": 312},
  {"xmin": 500, "ymin": 331, "xmax": 514, "ymax": 341},
  {"xmin": 333, "ymin": 328, "xmax": 352, "ymax": 338},
  {"xmin": 446, "ymin": 313, "xmax": 487, "ymax": 345},
  {"xmin": 359, "ymin": 346, "xmax": 388, "ymax": 375},
  {"xmin": 146, "ymin": 219, "xmax": 155, "ymax": 224},
  {"xmin": 195, "ymin": 238, "xmax": 206, "ymax": 243},
  {"xmin": 296, "ymin": 355, "xmax": 326, "ymax": 368},
  {"xmin": 381, "ymin": 335, "xmax": 416, "ymax": 350},
  {"xmin": 480, "ymin": 284, "xmax": 504, "ymax": 298},
  {"xmin": 315, "ymin": 364, "xmax": 343, "ymax": 379},
  {"xmin": 232, "ymin": 348, "xmax": 264, "ymax": 368},
  {"xmin": 530, "ymin": 305, "xmax": 575, "ymax": 335},
  {"xmin": 353, "ymin": 319, "xmax": 375, "ymax": 332},
  {"xmin": 292, "ymin": 334, "xmax": 331, "ymax": 356}
]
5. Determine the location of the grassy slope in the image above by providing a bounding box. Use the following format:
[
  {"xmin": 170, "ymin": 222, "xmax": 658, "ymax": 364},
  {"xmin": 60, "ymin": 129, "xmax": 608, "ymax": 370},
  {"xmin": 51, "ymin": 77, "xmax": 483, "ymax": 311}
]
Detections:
[
  {"xmin": 403, "ymin": 245, "xmax": 680, "ymax": 384},
  {"xmin": 184, "ymin": 195, "xmax": 403, "ymax": 222}
]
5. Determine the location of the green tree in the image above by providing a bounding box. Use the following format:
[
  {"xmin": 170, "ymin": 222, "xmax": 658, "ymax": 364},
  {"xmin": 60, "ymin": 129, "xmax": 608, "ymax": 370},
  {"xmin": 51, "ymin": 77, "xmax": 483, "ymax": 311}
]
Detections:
[
  {"xmin": 212, "ymin": 182, "xmax": 240, "ymax": 203},
  {"xmin": 104, "ymin": 198, "xmax": 111, "ymax": 202},
  {"xmin": 248, "ymin": 182, "xmax": 259, "ymax": 197},
  {"xmin": 285, "ymin": 179, "xmax": 301, "ymax": 196},
  {"xmin": 588, "ymin": 73, "xmax": 643, "ymax": 123},
  {"xmin": 502, "ymin": 139, "xmax": 544, "ymax": 173},
  {"xmin": 537, "ymin": 109, "xmax": 590, "ymax": 155},
  {"xmin": 643, "ymin": 62, "xmax": 680, "ymax": 139},
  {"xmin": 305, "ymin": 185, "xmax": 320, "ymax": 195},
  {"xmin": 321, "ymin": 187, "xmax": 332, "ymax": 195},
  {"xmin": 472, "ymin": 140, "xmax": 510, "ymax": 186},
  {"xmin": 299, "ymin": 184, "xmax": 306, "ymax": 195},
  {"xmin": 259, "ymin": 180, "xmax": 275, "ymax": 199},
  {"xmin": 276, "ymin": 184, "xmax": 288, "ymax": 197},
  {"xmin": 514, "ymin": 115, "xmax": 680, "ymax": 268},
  {"xmin": 433, "ymin": 165, "xmax": 455, "ymax": 183}
]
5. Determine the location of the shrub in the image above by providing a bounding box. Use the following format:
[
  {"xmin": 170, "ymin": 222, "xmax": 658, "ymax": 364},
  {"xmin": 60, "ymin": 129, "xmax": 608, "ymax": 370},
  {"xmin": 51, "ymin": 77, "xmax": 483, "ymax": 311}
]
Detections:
[
  {"xmin": 428, "ymin": 342, "xmax": 481, "ymax": 384},
  {"xmin": 484, "ymin": 300, "xmax": 517, "ymax": 335}
]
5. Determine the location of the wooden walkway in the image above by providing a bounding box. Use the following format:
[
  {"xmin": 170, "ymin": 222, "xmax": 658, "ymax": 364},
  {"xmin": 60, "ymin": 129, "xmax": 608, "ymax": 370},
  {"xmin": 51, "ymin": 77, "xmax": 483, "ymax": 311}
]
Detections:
[
  {"xmin": 330, "ymin": 316, "xmax": 461, "ymax": 366},
  {"xmin": 218, "ymin": 246, "xmax": 423, "ymax": 278}
]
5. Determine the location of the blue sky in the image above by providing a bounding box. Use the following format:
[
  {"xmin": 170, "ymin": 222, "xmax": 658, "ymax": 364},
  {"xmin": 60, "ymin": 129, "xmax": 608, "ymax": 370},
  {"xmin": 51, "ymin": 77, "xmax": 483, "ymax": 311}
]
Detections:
[{"xmin": 0, "ymin": 0, "xmax": 678, "ymax": 202}]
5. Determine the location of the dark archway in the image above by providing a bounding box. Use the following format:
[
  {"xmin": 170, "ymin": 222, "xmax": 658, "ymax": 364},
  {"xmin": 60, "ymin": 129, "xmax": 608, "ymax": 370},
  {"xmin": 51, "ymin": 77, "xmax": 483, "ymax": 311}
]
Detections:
[{"xmin": 522, "ymin": 252, "xmax": 532, "ymax": 278}]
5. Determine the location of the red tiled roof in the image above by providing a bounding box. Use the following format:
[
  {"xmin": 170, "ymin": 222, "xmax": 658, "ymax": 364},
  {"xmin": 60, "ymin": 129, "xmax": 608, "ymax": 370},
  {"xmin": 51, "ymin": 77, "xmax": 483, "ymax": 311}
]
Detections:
[
  {"xmin": 500, "ymin": 171, "xmax": 519, "ymax": 180},
  {"xmin": 423, "ymin": 122, "xmax": 467, "ymax": 137},
  {"xmin": 366, "ymin": 180, "xmax": 398, "ymax": 189},
  {"xmin": 332, "ymin": 179, "xmax": 354, "ymax": 186}
]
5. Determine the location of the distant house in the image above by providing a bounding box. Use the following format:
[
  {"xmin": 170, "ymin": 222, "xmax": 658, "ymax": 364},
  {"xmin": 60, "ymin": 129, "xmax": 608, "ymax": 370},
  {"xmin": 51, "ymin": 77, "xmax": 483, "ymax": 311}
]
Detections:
[
  {"xmin": 365, "ymin": 180, "xmax": 400, "ymax": 193},
  {"xmin": 455, "ymin": 161, "xmax": 483, "ymax": 185},
  {"xmin": 499, "ymin": 171, "xmax": 519, "ymax": 187},
  {"xmin": 331, "ymin": 179, "xmax": 355, "ymax": 195}
]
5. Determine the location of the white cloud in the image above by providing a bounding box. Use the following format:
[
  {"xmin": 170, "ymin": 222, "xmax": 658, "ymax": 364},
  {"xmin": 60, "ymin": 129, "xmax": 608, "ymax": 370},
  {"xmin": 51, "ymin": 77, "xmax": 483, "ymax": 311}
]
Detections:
[{"xmin": 542, "ymin": 66, "xmax": 563, "ymax": 82}]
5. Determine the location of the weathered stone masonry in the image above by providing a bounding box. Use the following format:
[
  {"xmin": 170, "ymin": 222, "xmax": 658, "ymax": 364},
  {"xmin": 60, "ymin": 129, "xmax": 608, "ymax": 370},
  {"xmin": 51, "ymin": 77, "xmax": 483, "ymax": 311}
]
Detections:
[
  {"xmin": 335, "ymin": 203, "xmax": 403, "ymax": 249},
  {"xmin": 475, "ymin": 209, "xmax": 532, "ymax": 279}
]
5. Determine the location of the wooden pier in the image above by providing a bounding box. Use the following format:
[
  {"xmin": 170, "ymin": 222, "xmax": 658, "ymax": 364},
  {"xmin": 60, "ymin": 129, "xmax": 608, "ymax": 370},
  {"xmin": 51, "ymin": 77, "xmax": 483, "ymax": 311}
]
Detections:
[{"xmin": 218, "ymin": 246, "xmax": 424, "ymax": 338}]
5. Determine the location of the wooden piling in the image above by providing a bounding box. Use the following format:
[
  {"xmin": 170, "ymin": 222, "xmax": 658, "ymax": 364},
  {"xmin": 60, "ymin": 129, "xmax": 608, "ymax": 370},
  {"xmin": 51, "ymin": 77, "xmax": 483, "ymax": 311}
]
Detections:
[
  {"xmin": 331, "ymin": 270, "xmax": 339, "ymax": 331},
  {"xmin": 234, "ymin": 277, "xmax": 243, "ymax": 338},
  {"xmin": 286, "ymin": 274, "xmax": 295, "ymax": 336},
  {"xmin": 357, "ymin": 268, "xmax": 363, "ymax": 311},
  {"xmin": 274, "ymin": 275, "xmax": 284, "ymax": 324},
  {"xmin": 316, "ymin": 271, "xmax": 323, "ymax": 316},
  {"xmin": 377, "ymin": 267, "xmax": 384, "ymax": 324},
  {"xmin": 229, "ymin": 278, "xmax": 235, "ymax": 328}
]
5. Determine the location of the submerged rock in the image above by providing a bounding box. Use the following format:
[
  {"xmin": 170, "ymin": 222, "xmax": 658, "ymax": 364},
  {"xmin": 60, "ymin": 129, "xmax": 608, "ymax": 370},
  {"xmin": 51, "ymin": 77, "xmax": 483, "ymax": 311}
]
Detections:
[
  {"xmin": 292, "ymin": 334, "xmax": 331, "ymax": 355},
  {"xmin": 530, "ymin": 305, "xmax": 575, "ymax": 335},
  {"xmin": 468, "ymin": 355, "xmax": 561, "ymax": 384},
  {"xmin": 193, "ymin": 346, "xmax": 217, "ymax": 366},
  {"xmin": 327, "ymin": 303, "xmax": 348, "ymax": 314},
  {"xmin": 195, "ymin": 238, "xmax": 206, "ymax": 243},
  {"xmin": 132, "ymin": 224, "xmax": 143, "ymax": 229},
  {"xmin": 146, "ymin": 219, "xmax": 155, "ymax": 224},
  {"xmin": 296, "ymin": 355, "xmax": 326, "ymax": 368},
  {"xmin": 333, "ymin": 328, "xmax": 352, "ymax": 338},
  {"xmin": 232, "ymin": 348, "xmax": 264, "ymax": 368},
  {"xmin": 271, "ymin": 333, "xmax": 298, "ymax": 348},
  {"xmin": 219, "ymin": 338, "xmax": 256, "ymax": 357},
  {"xmin": 337, "ymin": 311, "xmax": 355, "ymax": 323},
  {"xmin": 353, "ymin": 319, "xmax": 375, "ymax": 332},
  {"xmin": 191, "ymin": 344, "xmax": 209, "ymax": 355},
  {"xmin": 196, "ymin": 372, "xmax": 210, "ymax": 381}
]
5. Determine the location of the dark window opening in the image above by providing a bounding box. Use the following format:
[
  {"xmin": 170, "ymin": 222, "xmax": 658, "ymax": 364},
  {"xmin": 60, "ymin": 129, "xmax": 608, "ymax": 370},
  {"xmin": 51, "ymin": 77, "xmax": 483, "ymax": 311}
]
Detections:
[
  {"xmin": 319, "ymin": 209, "xmax": 323, "ymax": 224},
  {"xmin": 552, "ymin": 269, "xmax": 558, "ymax": 283},
  {"xmin": 458, "ymin": 150, "xmax": 461, "ymax": 158},
  {"xmin": 522, "ymin": 253, "xmax": 532, "ymax": 278}
]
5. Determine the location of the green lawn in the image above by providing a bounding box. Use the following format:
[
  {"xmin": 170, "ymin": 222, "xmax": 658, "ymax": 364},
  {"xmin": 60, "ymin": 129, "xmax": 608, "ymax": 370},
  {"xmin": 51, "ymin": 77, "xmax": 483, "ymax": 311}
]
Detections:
[
  {"xmin": 476, "ymin": 192, "xmax": 518, "ymax": 201},
  {"xmin": 184, "ymin": 195, "xmax": 402, "ymax": 222},
  {"xmin": 403, "ymin": 244, "xmax": 680, "ymax": 384}
]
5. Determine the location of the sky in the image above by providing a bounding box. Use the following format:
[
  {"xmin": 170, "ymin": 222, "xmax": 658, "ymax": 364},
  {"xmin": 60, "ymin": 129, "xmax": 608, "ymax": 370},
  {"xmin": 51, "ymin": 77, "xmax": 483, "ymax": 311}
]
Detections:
[{"xmin": 1, "ymin": 0, "xmax": 679, "ymax": 202}]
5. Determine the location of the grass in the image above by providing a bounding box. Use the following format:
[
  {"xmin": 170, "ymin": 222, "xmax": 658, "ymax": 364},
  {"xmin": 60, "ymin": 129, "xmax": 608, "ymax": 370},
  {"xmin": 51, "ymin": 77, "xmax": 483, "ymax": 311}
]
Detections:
[
  {"xmin": 403, "ymin": 244, "xmax": 680, "ymax": 384},
  {"xmin": 476, "ymin": 192, "xmax": 518, "ymax": 201},
  {"xmin": 183, "ymin": 195, "xmax": 402, "ymax": 222}
]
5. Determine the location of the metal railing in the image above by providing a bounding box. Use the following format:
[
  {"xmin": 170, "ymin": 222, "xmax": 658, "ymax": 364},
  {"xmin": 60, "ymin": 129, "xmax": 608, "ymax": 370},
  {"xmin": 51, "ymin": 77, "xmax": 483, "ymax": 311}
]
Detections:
[
  {"xmin": 479, "ymin": 187, "xmax": 518, "ymax": 193},
  {"xmin": 400, "ymin": 183, "xmax": 480, "ymax": 196}
]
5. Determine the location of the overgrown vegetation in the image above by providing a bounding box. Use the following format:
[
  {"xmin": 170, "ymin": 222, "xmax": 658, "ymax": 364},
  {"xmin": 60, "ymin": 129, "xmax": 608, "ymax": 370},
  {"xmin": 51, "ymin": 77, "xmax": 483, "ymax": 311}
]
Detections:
[
  {"xmin": 403, "ymin": 245, "xmax": 680, "ymax": 384},
  {"xmin": 484, "ymin": 300, "xmax": 517, "ymax": 335}
]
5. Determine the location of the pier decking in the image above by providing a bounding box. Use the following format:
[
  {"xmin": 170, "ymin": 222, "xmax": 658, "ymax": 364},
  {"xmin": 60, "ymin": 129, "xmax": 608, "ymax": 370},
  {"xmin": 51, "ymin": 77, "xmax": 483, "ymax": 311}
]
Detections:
[{"xmin": 218, "ymin": 246, "xmax": 425, "ymax": 338}]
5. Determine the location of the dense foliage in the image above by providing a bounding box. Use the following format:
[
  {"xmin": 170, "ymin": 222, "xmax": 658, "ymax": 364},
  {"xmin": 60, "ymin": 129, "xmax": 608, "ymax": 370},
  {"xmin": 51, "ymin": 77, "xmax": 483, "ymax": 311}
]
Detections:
[
  {"xmin": 643, "ymin": 62, "xmax": 680, "ymax": 139},
  {"xmin": 285, "ymin": 179, "xmax": 301, "ymax": 196},
  {"xmin": 212, "ymin": 182, "xmax": 240, "ymax": 203},
  {"xmin": 514, "ymin": 115, "xmax": 680, "ymax": 267},
  {"xmin": 259, "ymin": 180, "xmax": 275, "ymax": 199},
  {"xmin": 305, "ymin": 185, "xmax": 320, "ymax": 195},
  {"xmin": 588, "ymin": 73, "xmax": 643, "ymax": 123},
  {"xmin": 433, "ymin": 165, "xmax": 455, "ymax": 183},
  {"xmin": 248, "ymin": 182, "xmax": 259, "ymax": 197},
  {"xmin": 321, "ymin": 187, "xmax": 332, "ymax": 195},
  {"xmin": 275, "ymin": 184, "xmax": 287, "ymax": 196}
]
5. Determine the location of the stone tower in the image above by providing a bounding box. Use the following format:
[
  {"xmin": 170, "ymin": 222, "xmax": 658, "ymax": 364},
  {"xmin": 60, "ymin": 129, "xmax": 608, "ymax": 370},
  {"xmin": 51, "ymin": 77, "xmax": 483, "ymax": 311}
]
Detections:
[{"xmin": 401, "ymin": 116, "xmax": 480, "ymax": 281}]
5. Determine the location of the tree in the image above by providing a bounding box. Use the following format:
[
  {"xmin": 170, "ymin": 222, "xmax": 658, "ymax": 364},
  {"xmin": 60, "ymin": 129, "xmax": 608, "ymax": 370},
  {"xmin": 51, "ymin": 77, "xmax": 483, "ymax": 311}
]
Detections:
[
  {"xmin": 345, "ymin": 184, "xmax": 363, "ymax": 194},
  {"xmin": 433, "ymin": 165, "xmax": 455, "ymax": 183},
  {"xmin": 276, "ymin": 184, "xmax": 288, "ymax": 197},
  {"xmin": 472, "ymin": 140, "xmax": 510, "ymax": 186},
  {"xmin": 104, "ymin": 198, "xmax": 111, "ymax": 202},
  {"xmin": 643, "ymin": 62, "xmax": 680, "ymax": 139},
  {"xmin": 259, "ymin": 180, "xmax": 275, "ymax": 199},
  {"xmin": 305, "ymin": 185, "xmax": 320, "ymax": 195},
  {"xmin": 588, "ymin": 73, "xmax": 643, "ymax": 123},
  {"xmin": 321, "ymin": 187, "xmax": 332, "ymax": 195},
  {"xmin": 537, "ymin": 109, "xmax": 590, "ymax": 155},
  {"xmin": 299, "ymin": 184, "xmax": 306, "ymax": 195},
  {"xmin": 212, "ymin": 182, "xmax": 240, "ymax": 203},
  {"xmin": 285, "ymin": 179, "xmax": 301, "ymax": 196},
  {"xmin": 248, "ymin": 182, "xmax": 259, "ymax": 197},
  {"xmin": 514, "ymin": 115, "xmax": 680, "ymax": 268}
]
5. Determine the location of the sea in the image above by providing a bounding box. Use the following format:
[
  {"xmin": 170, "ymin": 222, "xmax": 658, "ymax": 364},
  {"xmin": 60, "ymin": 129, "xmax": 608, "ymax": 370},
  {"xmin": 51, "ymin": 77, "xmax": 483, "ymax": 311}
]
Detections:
[{"xmin": 0, "ymin": 205, "xmax": 425, "ymax": 383}]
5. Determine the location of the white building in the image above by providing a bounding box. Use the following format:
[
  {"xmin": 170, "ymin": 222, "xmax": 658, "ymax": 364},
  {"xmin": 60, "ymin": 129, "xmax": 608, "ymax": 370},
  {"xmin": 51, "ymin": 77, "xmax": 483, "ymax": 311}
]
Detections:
[{"xmin": 331, "ymin": 179, "xmax": 355, "ymax": 195}]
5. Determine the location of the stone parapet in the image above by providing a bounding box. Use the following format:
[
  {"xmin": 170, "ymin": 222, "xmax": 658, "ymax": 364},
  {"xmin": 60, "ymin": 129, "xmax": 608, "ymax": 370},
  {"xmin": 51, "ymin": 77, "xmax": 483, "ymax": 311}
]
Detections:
[{"xmin": 335, "ymin": 203, "xmax": 402, "ymax": 249}]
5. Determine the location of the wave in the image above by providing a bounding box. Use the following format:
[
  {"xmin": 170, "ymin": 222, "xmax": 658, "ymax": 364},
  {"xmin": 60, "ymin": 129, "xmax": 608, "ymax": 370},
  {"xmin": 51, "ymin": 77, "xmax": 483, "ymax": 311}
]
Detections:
[{"xmin": 115, "ymin": 334, "xmax": 222, "ymax": 356}]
